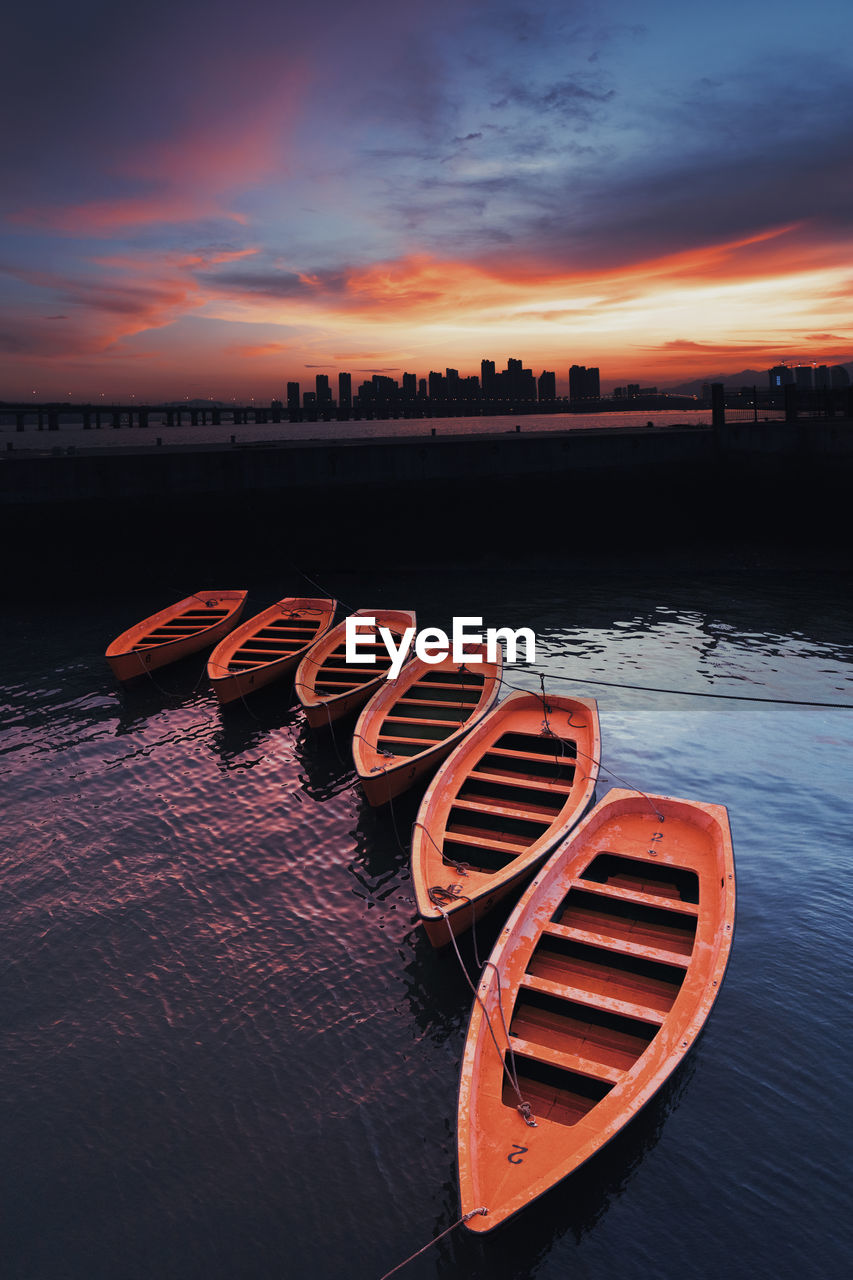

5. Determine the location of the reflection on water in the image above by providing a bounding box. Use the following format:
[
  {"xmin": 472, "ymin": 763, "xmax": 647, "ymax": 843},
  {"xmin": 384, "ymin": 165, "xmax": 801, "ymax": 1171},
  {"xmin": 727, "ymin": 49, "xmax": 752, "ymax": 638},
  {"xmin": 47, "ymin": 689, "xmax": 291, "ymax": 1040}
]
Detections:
[{"xmin": 1, "ymin": 559, "xmax": 851, "ymax": 1280}]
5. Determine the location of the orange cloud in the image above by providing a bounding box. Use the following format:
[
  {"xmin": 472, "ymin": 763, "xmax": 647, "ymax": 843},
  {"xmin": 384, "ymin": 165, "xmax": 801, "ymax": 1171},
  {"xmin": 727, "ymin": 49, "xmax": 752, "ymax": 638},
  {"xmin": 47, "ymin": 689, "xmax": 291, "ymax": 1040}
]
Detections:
[
  {"xmin": 205, "ymin": 222, "xmax": 843, "ymax": 329},
  {"xmin": 229, "ymin": 341, "xmax": 295, "ymax": 358}
]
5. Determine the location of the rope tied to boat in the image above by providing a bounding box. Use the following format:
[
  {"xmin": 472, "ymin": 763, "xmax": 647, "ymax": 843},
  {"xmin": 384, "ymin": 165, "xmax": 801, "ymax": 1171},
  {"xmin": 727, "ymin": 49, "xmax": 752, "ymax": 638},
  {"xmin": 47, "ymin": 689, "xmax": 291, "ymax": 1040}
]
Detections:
[
  {"xmin": 531, "ymin": 679, "xmax": 666, "ymax": 822},
  {"xmin": 516, "ymin": 1100, "xmax": 536, "ymax": 1126},
  {"xmin": 377, "ymin": 1208, "xmax": 488, "ymax": 1280},
  {"xmin": 321, "ymin": 698, "xmax": 346, "ymax": 766},
  {"xmin": 446, "ymin": 858, "xmax": 471, "ymax": 876},
  {"xmin": 497, "ymin": 662, "xmax": 853, "ymax": 711},
  {"xmin": 133, "ymin": 647, "xmax": 210, "ymax": 700},
  {"xmin": 352, "ymin": 729, "xmax": 397, "ymax": 764},
  {"xmin": 432, "ymin": 898, "xmax": 536, "ymax": 1126},
  {"xmin": 533, "ymin": 681, "xmax": 582, "ymax": 782},
  {"xmin": 571, "ymin": 742, "xmax": 665, "ymax": 823},
  {"xmin": 428, "ymin": 885, "xmax": 465, "ymax": 906}
]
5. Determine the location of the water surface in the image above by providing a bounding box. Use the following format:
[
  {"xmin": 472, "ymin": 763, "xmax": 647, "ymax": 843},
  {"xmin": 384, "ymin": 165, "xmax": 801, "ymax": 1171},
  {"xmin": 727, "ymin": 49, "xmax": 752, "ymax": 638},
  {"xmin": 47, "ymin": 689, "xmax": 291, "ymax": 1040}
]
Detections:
[{"xmin": 2, "ymin": 555, "xmax": 851, "ymax": 1279}]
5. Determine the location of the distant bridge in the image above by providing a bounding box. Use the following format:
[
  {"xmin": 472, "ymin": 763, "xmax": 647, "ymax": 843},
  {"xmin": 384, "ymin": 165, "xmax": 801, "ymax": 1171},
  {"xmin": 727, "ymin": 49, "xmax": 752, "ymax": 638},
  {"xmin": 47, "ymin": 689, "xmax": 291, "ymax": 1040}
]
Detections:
[{"xmin": 0, "ymin": 403, "xmax": 287, "ymax": 431}]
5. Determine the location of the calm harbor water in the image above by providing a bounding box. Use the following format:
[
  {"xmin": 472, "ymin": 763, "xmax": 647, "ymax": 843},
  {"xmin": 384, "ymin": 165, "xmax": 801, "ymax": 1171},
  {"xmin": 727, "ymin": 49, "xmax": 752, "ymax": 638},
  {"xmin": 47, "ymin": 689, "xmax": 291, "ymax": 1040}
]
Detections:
[{"xmin": 2, "ymin": 550, "xmax": 851, "ymax": 1279}]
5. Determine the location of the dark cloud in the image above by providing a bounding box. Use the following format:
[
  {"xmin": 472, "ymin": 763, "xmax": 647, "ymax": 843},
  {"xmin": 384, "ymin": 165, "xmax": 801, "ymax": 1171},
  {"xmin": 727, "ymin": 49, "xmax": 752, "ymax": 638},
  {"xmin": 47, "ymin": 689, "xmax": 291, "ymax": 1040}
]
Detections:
[
  {"xmin": 491, "ymin": 78, "xmax": 615, "ymax": 119},
  {"xmin": 204, "ymin": 271, "xmax": 307, "ymax": 299},
  {"xmin": 206, "ymin": 268, "xmax": 350, "ymax": 298}
]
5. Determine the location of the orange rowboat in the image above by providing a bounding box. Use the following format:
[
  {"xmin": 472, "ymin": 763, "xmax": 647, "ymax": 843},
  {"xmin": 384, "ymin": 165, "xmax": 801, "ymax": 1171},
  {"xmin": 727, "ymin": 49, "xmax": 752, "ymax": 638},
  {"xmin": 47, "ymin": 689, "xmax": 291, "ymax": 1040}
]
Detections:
[
  {"xmin": 206, "ymin": 596, "xmax": 336, "ymax": 705},
  {"xmin": 457, "ymin": 789, "xmax": 735, "ymax": 1232},
  {"xmin": 412, "ymin": 691, "xmax": 600, "ymax": 947},
  {"xmin": 294, "ymin": 608, "xmax": 417, "ymax": 728},
  {"xmin": 106, "ymin": 590, "xmax": 248, "ymax": 683},
  {"xmin": 352, "ymin": 645, "xmax": 502, "ymax": 807}
]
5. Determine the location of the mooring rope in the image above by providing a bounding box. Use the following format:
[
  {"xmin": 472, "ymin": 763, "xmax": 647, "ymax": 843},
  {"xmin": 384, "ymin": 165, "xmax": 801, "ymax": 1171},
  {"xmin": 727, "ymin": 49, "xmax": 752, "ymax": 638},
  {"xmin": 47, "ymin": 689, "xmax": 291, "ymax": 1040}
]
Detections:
[
  {"xmin": 377, "ymin": 1208, "xmax": 488, "ymax": 1280},
  {"xmin": 508, "ymin": 666, "xmax": 852, "ymax": 710},
  {"xmin": 431, "ymin": 897, "xmax": 536, "ymax": 1127},
  {"xmin": 286, "ymin": 562, "xmax": 358, "ymax": 615},
  {"xmin": 322, "ymin": 699, "xmax": 347, "ymax": 766},
  {"xmin": 134, "ymin": 649, "xmax": 210, "ymax": 701}
]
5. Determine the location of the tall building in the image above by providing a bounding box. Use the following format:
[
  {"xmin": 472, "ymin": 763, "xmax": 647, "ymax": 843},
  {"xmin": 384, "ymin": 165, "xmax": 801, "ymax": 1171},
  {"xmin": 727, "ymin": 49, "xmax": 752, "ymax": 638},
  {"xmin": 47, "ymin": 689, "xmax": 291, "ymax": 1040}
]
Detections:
[
  {"xmin": 569, "ymin": 365, "xmax": 600, "ymax": 400},
  {"xmin": 286, "ymin": 381, "xmax": 300, "ymax": 411},
  {"xmin": 768, "ymin": 364, "xmax": 793, "ymax": 389},
  {"xmin": 793, "ymin": 365, "xmax": 814, "ymax": 390},
  {"xmin": 538, "ymin": 370, "xmax": 556, "ymax": 401},
  {"xmin": 428, "ymin": 370, "xmax": 446, "ymax": 400},
  {"xmin": 338, "ymin": 371, "xmax": 352, "ymax": 409},
  {"xmin": 402, "ymin": 372, "xmax": 416, "ymax": 399},
  {"xmin": 316, "ymin": 373, "xmax": 332, "ymax": 404},
  {"xmin": 372, "ymin": 374, "xmax": 397, "ymax": 398},
  {"xmin": 481, "ymin": 359, "xmax": 495, "ymax": 397},
  {"xmin": 519, "ymin": 367, "xmax": 536, "ymax": 400}
]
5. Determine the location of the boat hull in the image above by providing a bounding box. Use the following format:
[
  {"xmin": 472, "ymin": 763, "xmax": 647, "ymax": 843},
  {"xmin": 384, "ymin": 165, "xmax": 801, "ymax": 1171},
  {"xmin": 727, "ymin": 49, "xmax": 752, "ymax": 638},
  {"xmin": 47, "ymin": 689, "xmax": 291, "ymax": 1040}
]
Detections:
[
  {"xmin": 412, "ymin": 691, "xmax": 601, "ymax": 946},
  {"xmin": 295, "ymin": 609, "xmax": 417, "ymax": 727},
  {"xmin": 207, "ymin": 596, "xmax": 336, "ymax": 705},
  {"xmin": 106, "ymin": 591, "xmax": 248, "ymax": 683},
  {"xmin": 352, "ymin": 646, "xmax": 502, "ymax": 807},
  {"xmin": 457, "ymin": 789, "xmax": 735, "ymax": 1232},
  {"xmin": 420, "ymin": 875, "xmax": 525, "ymax": 948},
  {"xmin": 358, "ymin": 741, "xmax": 457, "ymax": 807}
]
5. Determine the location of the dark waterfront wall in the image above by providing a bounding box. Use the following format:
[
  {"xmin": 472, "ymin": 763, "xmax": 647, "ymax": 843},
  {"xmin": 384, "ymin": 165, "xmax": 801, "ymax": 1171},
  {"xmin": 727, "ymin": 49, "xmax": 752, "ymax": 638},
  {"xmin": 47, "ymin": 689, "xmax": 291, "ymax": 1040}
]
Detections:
[
  {"xmin": 2, "ymin": 422, "xmax": 715, "ymax": 504},
  {"xmin": 2, "ymin": 420, "xmax": 850, "ymax": 583}
]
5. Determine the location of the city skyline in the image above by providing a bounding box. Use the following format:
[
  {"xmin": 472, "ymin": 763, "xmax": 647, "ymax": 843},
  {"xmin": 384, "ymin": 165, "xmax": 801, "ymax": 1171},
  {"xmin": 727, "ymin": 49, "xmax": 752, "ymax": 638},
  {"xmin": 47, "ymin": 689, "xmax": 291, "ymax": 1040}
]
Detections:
[{"xmin": 2, "ymin": 0, "xmax": 852, "ymax": 400}]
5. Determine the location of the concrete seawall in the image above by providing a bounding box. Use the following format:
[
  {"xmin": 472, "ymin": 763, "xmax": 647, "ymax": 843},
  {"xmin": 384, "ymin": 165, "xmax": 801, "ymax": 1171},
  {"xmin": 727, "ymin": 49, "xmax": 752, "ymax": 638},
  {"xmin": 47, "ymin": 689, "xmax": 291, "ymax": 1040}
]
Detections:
[
  {"xmin": 3, "ymin": 420, "xmax": 849, "ymax": 579},
  {"xmin": 1, "ymin": 422, "xmax": 722, "ymax": 506}
]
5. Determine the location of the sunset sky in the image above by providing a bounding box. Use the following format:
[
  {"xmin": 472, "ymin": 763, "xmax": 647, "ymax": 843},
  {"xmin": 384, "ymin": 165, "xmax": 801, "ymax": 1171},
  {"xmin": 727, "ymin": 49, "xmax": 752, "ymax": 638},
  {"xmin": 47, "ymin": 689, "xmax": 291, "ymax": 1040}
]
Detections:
[{"xmin": 2, "ymin": 0, "xmax": 852, "ymax": 400}]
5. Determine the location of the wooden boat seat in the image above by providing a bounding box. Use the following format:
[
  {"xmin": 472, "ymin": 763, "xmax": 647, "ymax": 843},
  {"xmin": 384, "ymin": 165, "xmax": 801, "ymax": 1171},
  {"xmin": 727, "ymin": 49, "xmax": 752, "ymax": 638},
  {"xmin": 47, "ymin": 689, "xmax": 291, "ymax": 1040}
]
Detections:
[
  {"xmin": 230, "ymin": 644, "xmax": 302, "ymax": 657},
  {"xmin": 543, "ymin": 921, "xmax": 692, "ymax": 969},
  {"xmin": 441, "ymin": 829, "xmax": 529, "ymax": 856},
  {"xmin": 411, "ymin": 678, "xmax": 483, "ymax": 691},
  {"xmin": 521, "ymin": 971, "xmax": 666, "ymax": 1027},
  {"xmin": 568, "ymin": 878, "xmax": 699, "ymax": 917},
  {"xmin": 487, "ymin": 744, "xmax": 577, "ymax": 767},
  {"xmin": 507, "ymin": 1035, "xmax": 625, "ymax": 1086},
  {"xmin": 467, "ymin": 766, "xmax": 574, "ymax": 794},
  {"xmin": 377, "ymin": 732, "xmax": 448, "ymax": 748},
  {"xmin": 394, "ymin": 695, "xmax": 480, "ymax": 711},
  {"xmin": 322, "ymin": 668, "xmax": 393, "ymax": 679},
  {"xmin": 510, "ymin": 992, "xmax": 656, "ymax": 1071},
  {"xmin": 314, "ymin": 677, "xmax": 373, "ymax": 689},
  {"xmin": 451, "ymin": 795, "xmax": 559, "ymax": 823},
  {"xmin": 528, "ymin": 934, "xmax": 685, "ymax": 1015},
  {"xmin": 385, "ymin": 710, "xmax": 466, "ymax": 725}
]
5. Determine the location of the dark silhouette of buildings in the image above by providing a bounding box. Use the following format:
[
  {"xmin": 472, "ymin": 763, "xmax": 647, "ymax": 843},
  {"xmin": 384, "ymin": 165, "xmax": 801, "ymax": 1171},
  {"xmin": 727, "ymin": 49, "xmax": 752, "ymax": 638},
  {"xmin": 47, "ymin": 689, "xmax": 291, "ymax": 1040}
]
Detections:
[
  {"xmin": 770, "ymin": 363, "xmax": 850, "ymax": 391},
  {"xmin": 279, "ymin": 354, "xmax": 591, "ymax": 417},
  {"xmin": 275, "ymin": 351, "xmax": 724, "ymax": 420},
  {"xmin": 569, "ymin": 364, "xmax": 600, "ymax": 401},
  {"xmin": 769, "ymin": 365, "xmax": 794, "ymax": 390},
  {"xmin": 538, "ymin": 370, "xmax": 556, "ymax": 401},
  {"xmin": 315, "ymin": 373, "xmax": 332, "ymax": 406}
]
